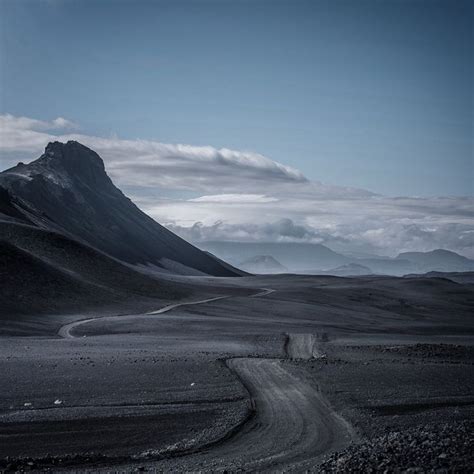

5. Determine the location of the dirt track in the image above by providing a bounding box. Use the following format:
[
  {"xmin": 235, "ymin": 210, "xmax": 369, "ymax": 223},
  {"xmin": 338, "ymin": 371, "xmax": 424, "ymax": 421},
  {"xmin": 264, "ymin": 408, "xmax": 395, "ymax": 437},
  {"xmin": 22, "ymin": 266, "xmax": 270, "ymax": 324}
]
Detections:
[
  {"xmin": 108, "ymin": 356, "xmax": 355, "ymax": 473},
  {"xmin": 57, "ymin": 295, "xmax": 232, "ymax": 339},
  {"xmin": 55, "ymin": 293, "xmax": 356, "ymax": 472},
  {"xmin": 101, "ymin": 332, "xmax": 354, "ymax": 472},
  {"xmin": 57, "ymin": 290, "xmax": 275, "ymax": 339},
  {"xmin": 208, "ymin": 357, "xmax": 355, "ymax": 471}
]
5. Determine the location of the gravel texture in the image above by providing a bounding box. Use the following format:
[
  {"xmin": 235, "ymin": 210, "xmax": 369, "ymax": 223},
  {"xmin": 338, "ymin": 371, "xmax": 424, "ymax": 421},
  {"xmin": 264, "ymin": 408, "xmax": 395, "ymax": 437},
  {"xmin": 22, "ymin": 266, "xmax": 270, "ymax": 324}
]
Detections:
[{"xmin": 319, "ymin": 421, "xmax": 474, "ymax": 473}]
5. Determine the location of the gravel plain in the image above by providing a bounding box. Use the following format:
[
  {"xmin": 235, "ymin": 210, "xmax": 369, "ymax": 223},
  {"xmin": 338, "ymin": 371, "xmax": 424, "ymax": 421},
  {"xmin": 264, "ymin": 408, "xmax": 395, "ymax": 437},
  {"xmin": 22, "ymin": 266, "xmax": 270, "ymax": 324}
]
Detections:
[{"xmin": 1, "ymin": 274, "xmax": 473, "ymax": 472}]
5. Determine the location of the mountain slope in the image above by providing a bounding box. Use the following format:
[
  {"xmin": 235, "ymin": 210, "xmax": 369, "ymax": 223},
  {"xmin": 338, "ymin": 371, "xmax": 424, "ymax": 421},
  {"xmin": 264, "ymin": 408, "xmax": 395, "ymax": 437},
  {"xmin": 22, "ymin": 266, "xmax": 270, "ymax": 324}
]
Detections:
[
  {"xmin": 0, "ymin": 141, "xmax": 241, "ymax": 276},
  {"xmin": 0, "ymin": 219, "xmax": 200, "ymax": 330}
]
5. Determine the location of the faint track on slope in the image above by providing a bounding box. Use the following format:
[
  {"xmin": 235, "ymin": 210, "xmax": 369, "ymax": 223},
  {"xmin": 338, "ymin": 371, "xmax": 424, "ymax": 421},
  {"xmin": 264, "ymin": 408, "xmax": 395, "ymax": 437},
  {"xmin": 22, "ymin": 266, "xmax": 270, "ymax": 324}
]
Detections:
[
  {"xmin": 250, "ymin": 288, "xmax": 276, "ymax": 298},
  {"xmin": 57, "ymin": 288, "xmax": 275, "ymax": 339}
]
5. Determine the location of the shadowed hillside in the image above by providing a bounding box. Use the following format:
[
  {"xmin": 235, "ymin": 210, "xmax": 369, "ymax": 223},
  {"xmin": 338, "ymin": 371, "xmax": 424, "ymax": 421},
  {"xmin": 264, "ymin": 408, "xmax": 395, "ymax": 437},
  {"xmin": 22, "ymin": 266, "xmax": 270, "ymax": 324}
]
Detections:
[{"xmin": 0, "ymin": 141, "xmax": 242, "ymax": 277}]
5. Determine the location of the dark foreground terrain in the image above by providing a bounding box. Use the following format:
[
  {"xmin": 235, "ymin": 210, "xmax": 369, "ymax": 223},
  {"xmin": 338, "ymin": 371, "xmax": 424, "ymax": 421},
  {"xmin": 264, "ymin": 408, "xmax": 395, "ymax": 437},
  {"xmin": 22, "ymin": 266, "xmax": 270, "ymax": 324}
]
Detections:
[{"xmin": 1, "ymin": 273, "xmax": 474, "ymax": 472}]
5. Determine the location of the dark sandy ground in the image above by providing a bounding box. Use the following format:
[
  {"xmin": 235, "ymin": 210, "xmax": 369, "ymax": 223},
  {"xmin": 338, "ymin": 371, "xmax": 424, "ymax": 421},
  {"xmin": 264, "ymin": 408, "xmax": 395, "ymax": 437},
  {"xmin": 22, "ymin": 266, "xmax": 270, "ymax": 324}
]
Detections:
[{"xmin": 1, "ymin": 274, "xmax": 473, "ymax": 472}]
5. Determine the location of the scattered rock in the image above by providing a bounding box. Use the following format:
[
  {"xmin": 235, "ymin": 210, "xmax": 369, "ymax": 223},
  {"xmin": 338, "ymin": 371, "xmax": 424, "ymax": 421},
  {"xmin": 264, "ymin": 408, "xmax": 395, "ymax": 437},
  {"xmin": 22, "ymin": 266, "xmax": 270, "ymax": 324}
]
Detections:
[{"xmin": 319, "ymin": 421, "xmax": 473, "ymax": 472}]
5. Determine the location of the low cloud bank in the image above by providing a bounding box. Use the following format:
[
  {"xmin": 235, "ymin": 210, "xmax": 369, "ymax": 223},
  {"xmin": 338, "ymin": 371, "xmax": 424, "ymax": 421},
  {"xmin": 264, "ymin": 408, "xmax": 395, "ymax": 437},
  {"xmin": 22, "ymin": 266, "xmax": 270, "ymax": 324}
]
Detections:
[
  {"xmin": 166, "ymin": 219, "xmax": 474, "ymax": 258},
  {"xmin": 1, "ymin": 113, "xmax": 473, "ymax": 258}
]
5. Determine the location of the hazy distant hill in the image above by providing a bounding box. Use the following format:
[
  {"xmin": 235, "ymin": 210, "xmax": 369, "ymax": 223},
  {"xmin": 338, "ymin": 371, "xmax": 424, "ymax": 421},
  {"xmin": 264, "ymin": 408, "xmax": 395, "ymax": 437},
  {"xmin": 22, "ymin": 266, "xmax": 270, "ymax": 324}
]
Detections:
[
  {"xmin": 0, "ymin": 141, "xmax": 241, "ymax": 277},
  {"xmin": 198, "ymin": 240, "xmax": 473, "ymax": 276},
  {"xmin": 239, "ymin": 255, "xmax": 288, "ymax": 274},
  {"xmin": 397, "ymin": 249, "xmax": 474, "ymax": 273},
  {"xmin": 355, "ymin": 257, "xmax": 415, "ymax": 276},
  {"xmin": 198, "ymin": 241, "xmax": 350, "ymax": 272},
  {"xmin": 324, "ymin": 263, "xmax": 373, "ymax": 276}
]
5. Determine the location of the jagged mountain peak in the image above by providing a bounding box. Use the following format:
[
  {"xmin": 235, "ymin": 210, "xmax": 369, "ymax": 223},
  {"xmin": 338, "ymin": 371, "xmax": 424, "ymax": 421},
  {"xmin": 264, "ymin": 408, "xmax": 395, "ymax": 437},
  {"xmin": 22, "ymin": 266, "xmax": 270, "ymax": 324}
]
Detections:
[
  {"xmin": 0, "ymin": 142, "xmax": 242, "ymax": 276},
  {"xmin": 44, "ymin": 140, "xmax": 101, "ymax": 159},
  {"xmin": 38, "ymin": 141, "xmax": 106, "ymax": 183},
  {"xmin": 1, "ymin": 141, "xmax": 113, "ymax": 193}
]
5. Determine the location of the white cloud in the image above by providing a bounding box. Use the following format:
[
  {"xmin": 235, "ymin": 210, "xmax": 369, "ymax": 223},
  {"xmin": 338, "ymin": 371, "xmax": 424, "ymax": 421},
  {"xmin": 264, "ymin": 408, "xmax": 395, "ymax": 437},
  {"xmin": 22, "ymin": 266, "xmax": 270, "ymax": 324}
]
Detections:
[
  {"xmin": 0, "ymin": 113, "xmax": 307, "ymax": 192},
  {"xmin": 139, "ymin": 193, "xmax": 474, "ymax": 258},
  {"xmin": 50, "ymin": 117, "xmax": 78, "ymax": 130},
  {"xmin": 189, "ymin": 194, "xmax": 278, "ymax": 203},
  {"xmin": 166, "ymin": 218, "xmax": 474, "ymax": 258},
  {"xmin": 1, "ymin": 113, "xmax": 473, "ymax": 258}
]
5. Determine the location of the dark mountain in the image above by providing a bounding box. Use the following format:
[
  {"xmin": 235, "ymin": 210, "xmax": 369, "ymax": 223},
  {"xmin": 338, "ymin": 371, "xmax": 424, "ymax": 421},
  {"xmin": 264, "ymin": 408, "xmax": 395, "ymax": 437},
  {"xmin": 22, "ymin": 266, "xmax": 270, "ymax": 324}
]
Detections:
[
  {"xmin": 397, "ymin": 249, "xmax": 474, "ymax": 273},
  {"xmin": 197, "ymin": 241, "xmax": 350, "ymax": 272},
  {"xmin": 0, "ymin": 220, "xmax": 251, "ymax": 335},
  {"xmin": 239, "ymin": 255, "xmax": 288, "ymax": 274},
  {"xmin": 0, "ymin": 141, "xmax": 241, "ymax": 276},
  {"xmin": 0, "ymin": 220, "xmax": 186, "ymax": 334}
]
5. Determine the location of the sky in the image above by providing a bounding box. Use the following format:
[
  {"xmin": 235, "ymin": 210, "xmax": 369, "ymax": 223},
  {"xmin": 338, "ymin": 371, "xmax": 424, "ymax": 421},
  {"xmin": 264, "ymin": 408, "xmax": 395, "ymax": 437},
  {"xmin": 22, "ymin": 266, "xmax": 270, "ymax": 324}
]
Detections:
[{"xmin": 0, "ymin": 0, "xmax": 473, "ymax": 257}]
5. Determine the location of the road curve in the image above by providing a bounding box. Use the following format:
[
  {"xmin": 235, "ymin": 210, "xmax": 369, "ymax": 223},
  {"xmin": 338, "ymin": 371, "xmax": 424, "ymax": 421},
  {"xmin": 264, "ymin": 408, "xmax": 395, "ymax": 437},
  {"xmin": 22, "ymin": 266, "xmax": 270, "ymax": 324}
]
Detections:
[
  {"xmin": 57, "ymin": 295, "xmax": 230, "ymax": 339},
  {"xmin": 250, "ymin": 288, "xmax": 276, "ymax": 298},
  {"xmin": 131, "ymin": 357, "xmax": 355, "ymax": 472},
  {"xmin": 57, "ymin": 288, "xmax": 274, "ymax": 339},
  {"xmin": 147, "ymin": 295, "xmax": 229, "ymax": 315},
  {"xmin": 222, "ymin": 358, "xmax": 356, "ymax": 471}
]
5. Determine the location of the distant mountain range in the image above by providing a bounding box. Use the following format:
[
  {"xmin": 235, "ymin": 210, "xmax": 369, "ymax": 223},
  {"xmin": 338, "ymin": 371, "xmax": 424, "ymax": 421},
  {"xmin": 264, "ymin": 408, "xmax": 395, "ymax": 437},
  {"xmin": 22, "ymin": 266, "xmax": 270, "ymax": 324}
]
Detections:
[
  {"xmin": 323, "ymin": 263, "xmax": 373, "ymax": 277},
  {"xmin": 0, "ymin": 141, "xmax": 241, "ymax": 277},
  {"xmin": 239, "ymin": 255, "xmax": 288, "ymax": 274},
  {"xmin": 198, "ymin": 241, "xmax": 474, "ymax": 276},
  {"xmin": 198, "ymin": 241, "xmax": 349, "ymax": 272},
  {"xmin": 396, "ymin": 249, "xmax": 474, "ymax": 272}
]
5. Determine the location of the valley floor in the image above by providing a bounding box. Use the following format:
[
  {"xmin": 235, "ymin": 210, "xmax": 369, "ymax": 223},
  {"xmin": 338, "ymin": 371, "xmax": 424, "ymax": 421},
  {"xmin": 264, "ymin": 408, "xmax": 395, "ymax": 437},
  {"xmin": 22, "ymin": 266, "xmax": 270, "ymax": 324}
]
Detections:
[{"xmin": 1, "ymin": 274, "xmax": 474, "ymax": 472}]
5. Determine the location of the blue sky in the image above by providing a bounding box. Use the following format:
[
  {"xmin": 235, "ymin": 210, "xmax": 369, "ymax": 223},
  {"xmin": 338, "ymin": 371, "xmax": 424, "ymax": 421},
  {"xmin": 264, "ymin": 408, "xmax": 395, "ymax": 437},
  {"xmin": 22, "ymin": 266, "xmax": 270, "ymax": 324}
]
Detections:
[
  {"xmin": 1, "ymin": 0, "xmax": 472, "ymax": 196},
  {"xmin": 0, "ymin": 0, "xmax": 473, "ymax": 257}
]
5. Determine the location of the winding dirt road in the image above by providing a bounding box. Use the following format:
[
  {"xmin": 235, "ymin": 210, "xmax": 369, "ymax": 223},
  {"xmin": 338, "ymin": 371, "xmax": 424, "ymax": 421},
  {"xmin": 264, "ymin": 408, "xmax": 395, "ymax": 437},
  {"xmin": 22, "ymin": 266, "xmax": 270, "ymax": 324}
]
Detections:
[
  {"xmin": 178, "ymin": 357, "xmax": 356, "ymax": 472},
  {"xmin": 57, "ymin": 289, "xmax": 274, "ymax": 339},
  {"xmin": 56, "ymin": 292, "xmax": 356, "ymax": 472},
  {"xmin": 57, "ymin": 295, "xmax": 230, "ymax": 339},
  {"xmin": 129, "ymin": 353, "xmax": 355, "ymax": 472}
]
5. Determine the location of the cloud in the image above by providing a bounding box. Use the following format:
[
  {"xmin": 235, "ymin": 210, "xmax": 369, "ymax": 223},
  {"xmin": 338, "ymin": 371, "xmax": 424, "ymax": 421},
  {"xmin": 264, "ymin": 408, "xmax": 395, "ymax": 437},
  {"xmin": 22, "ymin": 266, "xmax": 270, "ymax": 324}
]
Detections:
[
  {"xmin": 143, "ymin": 193, "xmax": 474, "ymax": 258},
  {"xmin": 189, "ymin": 194, "xmax": 278, "ymax": 203},
  {"xmin": 0, "ymin": 113, "xmax": 307, "ymax": 192},
  {"xmin": 167, "ymin": 219, "xmax": 474, "ymax": 258},
  {"xmin": 0, "ymin": 114, "xmax": 77, "ymax": 133},
  {"xmin": 167, "ymin": 218, "xmax": 327, "ymax": 243},
  {"xmin": 1, "ymin": 113, "xmax": 473, "ymax": 257}
]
